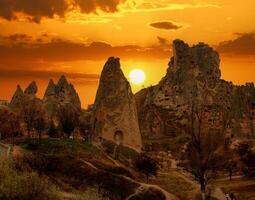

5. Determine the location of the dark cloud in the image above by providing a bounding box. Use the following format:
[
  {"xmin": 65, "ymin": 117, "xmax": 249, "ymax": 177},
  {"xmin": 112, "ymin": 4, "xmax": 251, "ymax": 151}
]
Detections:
[
  {"xmin": 150, "ymin": 21, "xmax": 182, "ymax": 30},
  {"xmin": 0, "ymin": 34, "xmax": 171, "ymax": 66},
  {"xmin": 0, "ymin": 0, "xmax": 125, "ymax": 23},
  {"xmin": 0, "ymin": 69, "xmax": 99, "ymax": 79},
  {"xmin": 0, "ymin": 69, "xmax": 99, "ymax": 85},
  {"xmin": 217, "ymin": 32, "xmax": 255, "ymax": 55},
  {"xmin": 157, "ymin": 36, "xmax": 169, "ymax": 46},
  {"xmin": 0, "ymin": 0, "xmax": 68, "ymax": 23},
  {"xmin": 73, "ymin": 0, "xmax": 124, "ymax": 13},
  {"xmin": 0, "ymin": 33, "xmax": 33, "ymax": 43}
]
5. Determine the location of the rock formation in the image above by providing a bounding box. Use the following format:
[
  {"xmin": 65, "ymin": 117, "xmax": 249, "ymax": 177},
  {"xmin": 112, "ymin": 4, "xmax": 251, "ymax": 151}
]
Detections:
[
  {"xmin": 43, "ymin": 75, "xmax": 81, "ymax": 108},
  {"xmin": 8, "ymin": 76, "xmax": 81, "ymax": 120},
  {"xmin": 9, "ymin": 85, "xmax": 26, "ymax": 108},
  {"xmin": 136, "ymin": 39, "xmax": 255, "ymax": 151},
  {"xmin": 91, "ymin": 57, "xmax": 142, "ymax": 151},
  {"xmin": 24, "ymin": 81, "xmax": 38, "ymax": 96},
  {"xmin": 43, "ymin": 75, "xmax": 81, "ymax": 118}
]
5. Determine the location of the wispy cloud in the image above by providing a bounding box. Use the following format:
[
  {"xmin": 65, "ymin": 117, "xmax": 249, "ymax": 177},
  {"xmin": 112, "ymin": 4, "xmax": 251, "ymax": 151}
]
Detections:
[{"xmin": 121, "ymin": 0, "xmax": 220, "ymax": 13}]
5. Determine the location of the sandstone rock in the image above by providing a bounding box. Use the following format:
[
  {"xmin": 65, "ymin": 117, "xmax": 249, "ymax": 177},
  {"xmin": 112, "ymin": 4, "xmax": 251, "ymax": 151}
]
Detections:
[
  {"xmin": 43, "ymin": 75, "xmax": 81, "ymax": 118},
  {"xmin": 92, "ymin": 57, "xmax": 142, "ymax": 151},
  {"xmin": 9, "ymin": 85, "xmax": 25, "ymax": 108},
  {"xmin": 55, "ymin": 75, "xmax": 81, "ymax": 108},
  {"xmin": 153, "ymin": 39, "xmax": 221, "ymax": 108},
  {"xmin": 24, "ymin": 81, "xmax": 38, "ymax": 96},
  {"xmin": 44, "ymin": 79, "xmax": 56, "ymax": 97},
  {"xmin": 136, "ymin": 39, "xmax": 255, "ymax": 152}
]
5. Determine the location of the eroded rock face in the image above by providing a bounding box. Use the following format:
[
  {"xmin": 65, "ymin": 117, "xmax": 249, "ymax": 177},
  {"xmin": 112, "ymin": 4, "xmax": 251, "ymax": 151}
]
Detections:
[
  {"xmin": 92, "ymin": 57, "xmax": 142, "ymax": 151},
  {"xmin": 43, "ymin": 75, "xmax": 81, "ymax": 118},
  {"xmin": 153, "ymin": 39, "xmax": 221, "ymax": 108},
  {"xmin": 24, "ymin": 81, "xmax": 38, "ymax": 96},
  {"xmin": 136, "ymin": 39, "xmax": 255, "ymax": 151},
  {"xmin": 10, "ymin": 85, "xmax": 25, "ymax": 108}
]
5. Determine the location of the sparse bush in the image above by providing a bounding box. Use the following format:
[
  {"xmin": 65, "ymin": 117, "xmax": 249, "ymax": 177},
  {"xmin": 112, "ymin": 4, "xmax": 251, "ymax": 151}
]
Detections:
[
  {"xmin": 236, "ymin": 142, "xmax": 255, "ymax": 177},
  {"xmin": 0, "ymin": 158, "xmax": 59, "ymax": 200},
  {"xmin": 135, "ymin": 153, "xmax": 159, "ymax": 183},
  {"xmin": 48, "ymin": 121, "xmax": 58, "ymax": 138}
]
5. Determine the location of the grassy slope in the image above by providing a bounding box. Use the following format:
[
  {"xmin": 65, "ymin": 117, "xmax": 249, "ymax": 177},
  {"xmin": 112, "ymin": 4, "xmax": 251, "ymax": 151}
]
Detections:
[
  {"xmin": 18, "ymin": 138, "xmax": 175, "ymax": 200},
  {"xmin": 212, "ymin": 178, "xmax": 255, "ymax": 200},
  {"xmin": 19, "ymin": 138, "xmax": 138, "ymax": 199},
  {"xmin": 149, "ymin": 170, "xmax": 197, "ymax": 200}
]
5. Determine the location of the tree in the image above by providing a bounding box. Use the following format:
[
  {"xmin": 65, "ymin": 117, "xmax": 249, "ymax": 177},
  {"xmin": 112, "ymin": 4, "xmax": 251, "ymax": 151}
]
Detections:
[
  {"xmin": 0, "ymin": 108, "xmax": 20, "ymax": 145},
  {"xmin": 58, "ymin": 105, "xmax": 80, "ymax": 138},
  {"xmin": 20, "ymin": 98, "xmax": 48, "ymax": 142},
  {"xmin": 33, "ymin": 109, "xmax": 47, "ymax": 144},
  {"xmin": 48, "ymin": 121, "xmax": 58, "ymax": 138},
  {"xmin": 236, "ymin": 142, "xmax": 255, "ymax": 177},
  {"xmin": 180, "ymin": 100, "xmax": 225, "ymax": 200},
  {"xmin": 135, "ymin": 153, "xmax": 159, "ymax": 183},
  {"xmin": 226, "ymin": 160, "xmax": 237, "ymax": 181},
  {"xmin": 78, "ymin": 115, "xmax": 90, "ymax": 141}
]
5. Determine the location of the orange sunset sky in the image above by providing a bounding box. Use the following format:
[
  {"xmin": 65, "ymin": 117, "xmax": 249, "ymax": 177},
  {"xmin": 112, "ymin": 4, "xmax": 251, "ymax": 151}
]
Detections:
[{"xmin": 0, "ymin": 0, "xmax": 255, "ymax": 108}]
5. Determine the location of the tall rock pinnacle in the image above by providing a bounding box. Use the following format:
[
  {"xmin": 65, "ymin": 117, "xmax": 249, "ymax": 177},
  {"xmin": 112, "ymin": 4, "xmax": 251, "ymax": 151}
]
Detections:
[
  {"xmin": 10, "ymin": 85, "xmax": 25, "ymax": 108},
  {"xmin": 92, "ymin": 57, "xmax": 142, "ymax": 151},
  {"xmin": 43, "ymin": 75, "xmax": 81, "ymax": 118},
  {"xmin": 44, "ymin": 79, "xmax": 56, "ymax": 98},
  {"xmin": 24, "ymin": 81, "xmax": 38, "ymax": 96}
]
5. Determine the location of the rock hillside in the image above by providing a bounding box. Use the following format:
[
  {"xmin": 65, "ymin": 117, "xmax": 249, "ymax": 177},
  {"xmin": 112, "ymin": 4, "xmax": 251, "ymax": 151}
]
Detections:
[{"xmin": 136, "ymin": 39, "xmax": 255, "ymax": 151}]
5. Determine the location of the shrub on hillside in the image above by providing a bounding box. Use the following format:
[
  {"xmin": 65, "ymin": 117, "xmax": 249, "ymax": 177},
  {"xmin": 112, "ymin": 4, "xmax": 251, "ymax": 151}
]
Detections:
[
  {"xmin": 135, "ymin": 153, "xmax": 159, "ymax": 183},
  {"xmin": 0, "ymin": 158, "xmax": 59, "ymax": 200}
]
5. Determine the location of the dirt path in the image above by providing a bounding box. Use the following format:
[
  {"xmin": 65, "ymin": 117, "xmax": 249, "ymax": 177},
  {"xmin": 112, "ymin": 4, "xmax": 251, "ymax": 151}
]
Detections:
[
  {"xmin": 212, "ymin": 187, "xmax": 226, "ymax": 200},
  {"xmin": 93, "ymin": 143, "xmax": 121, "ymax": 167},
  {"xmin": 80, "ymin": 159, "xmax": 179, "ymax": 200}
]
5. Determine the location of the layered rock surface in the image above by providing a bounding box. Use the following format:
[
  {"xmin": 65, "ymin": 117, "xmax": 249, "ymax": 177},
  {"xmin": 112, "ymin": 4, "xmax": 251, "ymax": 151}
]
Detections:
[
  {"xmin": 9, "ymin": 76, "xmax": 81, "ymax": 119},
  {"xmin": 136, "ymin": 39, "xmax": 255, "ymax": 151},
  {"xmin": 91, "ymin": 57, "xmax": 142, "ymax": 151},
  {"xmin": 43, "ymin": 75, "xmax": 81, "ymax": 118},
  {"xmin": 9, "ymin": 85, "xmax": 26, "ymax": 108}
]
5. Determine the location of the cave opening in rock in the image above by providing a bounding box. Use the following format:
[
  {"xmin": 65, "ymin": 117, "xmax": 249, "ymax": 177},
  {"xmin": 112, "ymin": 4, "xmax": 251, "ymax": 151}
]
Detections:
[{"xmin": 114, "ymin": 130, "xmax": 124, "ymax": 145}]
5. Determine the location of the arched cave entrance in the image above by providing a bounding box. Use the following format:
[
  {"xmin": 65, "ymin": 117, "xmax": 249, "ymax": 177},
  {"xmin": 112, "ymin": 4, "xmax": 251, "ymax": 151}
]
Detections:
[{"xmin": 114, "ymin": 130, "xmax": 124, "ymax": 145}]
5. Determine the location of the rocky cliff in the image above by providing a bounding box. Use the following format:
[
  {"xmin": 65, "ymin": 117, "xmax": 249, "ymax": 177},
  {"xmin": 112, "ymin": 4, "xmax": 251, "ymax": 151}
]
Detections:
[
  {"xmin": 91, "ymin": 57, "xmax": 142, "ymax": 151},
  {"xmin": 136, "ymin": 39, "xmax": 255, "ymax": 152}
]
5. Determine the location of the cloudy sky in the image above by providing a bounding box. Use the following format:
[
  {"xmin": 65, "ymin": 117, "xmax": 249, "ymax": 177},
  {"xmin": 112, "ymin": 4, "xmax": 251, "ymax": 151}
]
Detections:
[{"xmin": 0, "ymin": 0, "xmax": 255, "ymax": 107}]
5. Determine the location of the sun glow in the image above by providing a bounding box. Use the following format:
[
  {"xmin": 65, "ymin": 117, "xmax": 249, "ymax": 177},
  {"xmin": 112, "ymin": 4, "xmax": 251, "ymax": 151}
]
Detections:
[{"xmin": 129, "ymin": 69, "xmax": 146, "ymax": 85}]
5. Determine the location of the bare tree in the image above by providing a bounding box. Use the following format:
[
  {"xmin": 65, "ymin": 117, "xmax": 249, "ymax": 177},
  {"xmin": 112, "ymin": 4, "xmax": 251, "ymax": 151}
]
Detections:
[{"xmin": 180, "ymin": 99, "xmax": 225, "ymax": 200}]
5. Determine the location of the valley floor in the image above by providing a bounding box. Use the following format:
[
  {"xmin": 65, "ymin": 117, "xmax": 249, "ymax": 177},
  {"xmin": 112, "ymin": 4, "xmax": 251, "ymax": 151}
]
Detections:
[{"xmin": 1, "ymin": 138, "xmax": 255, "ymax": 200}]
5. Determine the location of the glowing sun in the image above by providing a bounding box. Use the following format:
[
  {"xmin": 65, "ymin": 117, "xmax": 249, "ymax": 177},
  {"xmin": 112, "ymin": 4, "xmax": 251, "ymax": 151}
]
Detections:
[{"xmin": 129, "ymin": 69, "xmax": 146, "ymax": 85}]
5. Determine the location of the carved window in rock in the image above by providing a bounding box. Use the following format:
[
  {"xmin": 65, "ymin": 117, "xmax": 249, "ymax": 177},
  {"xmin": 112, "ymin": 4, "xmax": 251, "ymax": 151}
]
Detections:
[{"xmin": 114, "ymin": 130, "xmax": 124, "ymax": 145}]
